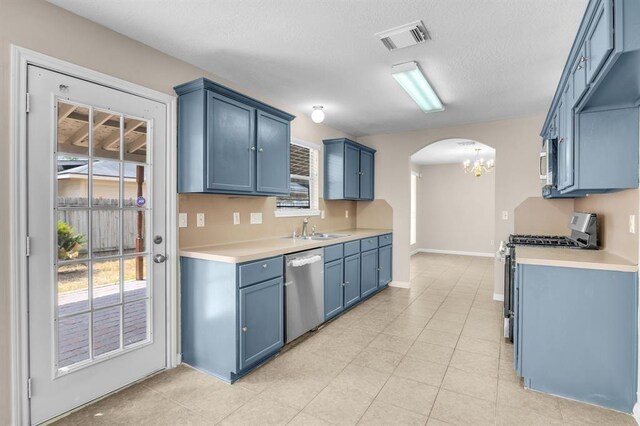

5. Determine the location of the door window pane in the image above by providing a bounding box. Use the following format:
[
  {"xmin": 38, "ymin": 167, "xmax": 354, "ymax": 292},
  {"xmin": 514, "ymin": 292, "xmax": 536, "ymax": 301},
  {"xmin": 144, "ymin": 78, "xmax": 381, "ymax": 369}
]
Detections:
[
  {"xmin": 57, "ymin": 102, "xmax": 89, "ymax": 156},
  {"xmin": 124, "ymin": 256, "xmax": 147, "ymax": 301},
  {"xmin": 92, "ymin": 210, "xmax": 121, "ymax": 258},
  {"xmin": 57, "ymin": 210, "xmax": 88, "ymax": 261},
  {"xmin": 123, "ymin": 118, "xmax": 148, "ymax": 163},
  {"xmin": 123, "ymin": 210, "xmax": 146, "ymax": 255},
  {"xmin": 91, "ymin": 160, "xmax": 121, "ymax": 207},
  {"xmin": 93, "ymin": 259, "xmax": 121, "ymax": 309},
  {"xmin": 124, "ymin": 300, "xmax": 148, "ymax": 347},
  {"xmin": 57, "ymin": 263, "xmax": 89, "ymax": 317},
  {"xmin": 93, "ymin": 306, "xmax": 122, "ymax": 357},
  {"xmin": 93, "ymin": 112, "xmax": 121, "ymax": 160},
  {"xmin": 123, "ymin": 164, "xmax": 148, "ymax": 207},
  {"xmin": 57, "ymin": 155, "xmax": 89, "ymax": 207},
  {"xmin": 58, "ymin": 313, "xmax": 90, "ymax": 369}
]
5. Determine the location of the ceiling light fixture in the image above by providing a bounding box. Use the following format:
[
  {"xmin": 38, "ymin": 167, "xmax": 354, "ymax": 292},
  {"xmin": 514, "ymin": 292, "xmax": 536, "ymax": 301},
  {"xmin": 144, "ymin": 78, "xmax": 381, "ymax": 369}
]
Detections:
[
  {"xmin": 311, "ymin": 105, "xmax": 325, "ymax": 123},
  {"xmin": 463, "ymin": 149, "xmax": 495, "ymax": 177},
  {"xmin": 391, "ymin": 61, "xmax": 444, "ymax": 113}
]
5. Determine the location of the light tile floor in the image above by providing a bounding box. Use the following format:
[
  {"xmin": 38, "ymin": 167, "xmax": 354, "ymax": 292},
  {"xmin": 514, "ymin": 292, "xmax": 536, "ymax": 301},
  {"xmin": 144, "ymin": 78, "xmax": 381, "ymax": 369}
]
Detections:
[{"xmin": 54, "ymin": 253, "xmax": 636, "ymax": 425}]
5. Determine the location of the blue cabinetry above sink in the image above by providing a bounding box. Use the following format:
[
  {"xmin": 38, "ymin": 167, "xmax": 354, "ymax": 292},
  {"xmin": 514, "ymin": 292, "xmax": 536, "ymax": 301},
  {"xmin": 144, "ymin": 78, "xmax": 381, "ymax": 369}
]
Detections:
[
  {"xmin": 541, "ymin": 0, "xmax": 640, "ymax": 198},
  {"xmin": 175, "ymin": 78, "xmax": 295, "ymax": 195}
]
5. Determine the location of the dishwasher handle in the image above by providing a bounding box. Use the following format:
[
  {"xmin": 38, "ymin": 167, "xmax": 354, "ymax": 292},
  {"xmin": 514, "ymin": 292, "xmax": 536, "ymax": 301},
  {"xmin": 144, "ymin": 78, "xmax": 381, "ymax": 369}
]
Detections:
[{"xmin": 288, "ymin": 254, "xmax": 323, "ymax": 268}]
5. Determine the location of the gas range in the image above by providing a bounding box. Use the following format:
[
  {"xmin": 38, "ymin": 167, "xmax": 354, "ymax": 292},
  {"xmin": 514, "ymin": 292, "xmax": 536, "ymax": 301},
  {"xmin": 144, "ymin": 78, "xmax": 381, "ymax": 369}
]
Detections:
[{"xmin": 508, "ymin": 234, "xmax": 581, "ymax": 248}]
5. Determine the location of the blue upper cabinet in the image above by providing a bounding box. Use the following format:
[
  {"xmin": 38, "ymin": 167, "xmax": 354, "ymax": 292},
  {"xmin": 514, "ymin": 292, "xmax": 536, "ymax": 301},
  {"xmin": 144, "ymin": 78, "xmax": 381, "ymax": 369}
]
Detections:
[
  {"xmin": 541, "ymin": 0, "xmax": 640, "ymax": 198},
  {"xmin": 175, "ymin": 78, "xmax": 295, "ymax": 195},
  {"xmin": 323, "ymin": 138, "xmax": 376, "ymax": 201}
]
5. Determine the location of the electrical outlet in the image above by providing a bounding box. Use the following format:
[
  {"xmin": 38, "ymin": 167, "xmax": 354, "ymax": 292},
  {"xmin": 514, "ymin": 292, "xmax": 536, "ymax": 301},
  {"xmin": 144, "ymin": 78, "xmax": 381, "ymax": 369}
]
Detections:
[
  {"xmin": 233, "ymin": 212, "xmax": 240, "ymax": 225},
  {"xmin": 501, "ymin": 211, "xmax": 509, "ymax": 221},
  {"xmin": 345, "ymin": 210, "xmax": 349, "ymax": 218},
  {"xmin": 630, "ymin": 215, "xmax": 636, "ymax": 234},
  {"xmin": 196, "ymin": 213, "xmax": 205, "ymax": 227},
  {"xmin": 179, "ymin": 213, "xmax": 188, "ymax": 228},
  {"xmin": 490, "ymin": 239, "xmax": 494, "ymax": 246},
  {"xmin": 250, "ymin": 212, "xmax": 263, "ymax": 225},
  {"xmin": 320, "ymin": 210, "xmax": 325, "ymax": 219}
]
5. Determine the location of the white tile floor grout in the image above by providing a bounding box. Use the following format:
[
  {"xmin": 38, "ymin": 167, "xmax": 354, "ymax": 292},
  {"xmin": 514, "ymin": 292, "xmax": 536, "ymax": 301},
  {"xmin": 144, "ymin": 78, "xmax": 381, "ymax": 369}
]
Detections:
[{"xmin": 54, "ymin": 253, "xmax": 637, "ymax": 426}]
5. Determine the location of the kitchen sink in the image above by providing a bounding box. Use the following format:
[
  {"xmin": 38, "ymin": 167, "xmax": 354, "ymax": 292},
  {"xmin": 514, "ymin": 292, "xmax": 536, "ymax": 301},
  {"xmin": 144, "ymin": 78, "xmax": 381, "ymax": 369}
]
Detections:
[{"xmin": 284, "ymin": 233, "xmax": 350, "ymax": 241}]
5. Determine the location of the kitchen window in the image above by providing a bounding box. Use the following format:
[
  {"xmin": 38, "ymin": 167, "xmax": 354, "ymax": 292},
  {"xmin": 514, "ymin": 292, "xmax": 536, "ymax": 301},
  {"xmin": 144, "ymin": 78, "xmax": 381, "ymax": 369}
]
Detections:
[{"xmin": 275, "ymin": 139, "xmax": 320, "ymax": 217}]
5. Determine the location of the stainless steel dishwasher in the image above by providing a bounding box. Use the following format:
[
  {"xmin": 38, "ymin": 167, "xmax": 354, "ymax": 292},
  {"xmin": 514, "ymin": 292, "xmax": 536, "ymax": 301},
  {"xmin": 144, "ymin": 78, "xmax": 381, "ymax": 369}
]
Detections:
[{"xmin": 284, "ymin": 248, "xmax": 324, "ymax": 344}]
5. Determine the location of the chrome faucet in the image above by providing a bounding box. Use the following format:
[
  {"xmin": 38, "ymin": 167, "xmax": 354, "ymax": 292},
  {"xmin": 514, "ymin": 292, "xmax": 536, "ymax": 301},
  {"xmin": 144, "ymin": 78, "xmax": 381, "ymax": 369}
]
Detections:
[{"xmin": 302, "ymin": 217, "xmax": 309, "ymax": 238}]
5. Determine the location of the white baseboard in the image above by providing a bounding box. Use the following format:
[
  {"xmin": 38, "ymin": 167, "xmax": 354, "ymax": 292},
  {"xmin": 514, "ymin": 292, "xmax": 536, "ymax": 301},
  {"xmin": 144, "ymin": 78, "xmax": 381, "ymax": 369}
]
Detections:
[
  {"xmin": 389, "ymin": 281, "xmax": 410, "ymax": 289},
  {"xmin": 493, "ymin": 293, "xmax": 504, "ymax": 302},
  {"xmin": 633, "ymin": 399, "xmax": 640, "ymax": 424},
  {"xmin": 412, "ymin": 248, "xmax": 495, "ymax": 258}
]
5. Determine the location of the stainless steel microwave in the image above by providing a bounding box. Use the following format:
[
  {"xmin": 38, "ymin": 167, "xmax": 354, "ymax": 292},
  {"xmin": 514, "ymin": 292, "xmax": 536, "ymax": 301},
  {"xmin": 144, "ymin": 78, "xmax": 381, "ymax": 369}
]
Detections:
[{"xmin": 540, "ymin": 138, "xmax": 556, "ymax": 189}]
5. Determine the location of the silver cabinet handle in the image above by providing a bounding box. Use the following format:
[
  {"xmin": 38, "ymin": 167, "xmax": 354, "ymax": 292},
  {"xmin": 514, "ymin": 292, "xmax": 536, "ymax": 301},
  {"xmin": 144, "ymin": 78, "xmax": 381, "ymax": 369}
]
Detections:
[
  {"xmin": 262, "ymin": 264, "xmax": 268, "ymax": 269},
  {"xmin": 258, "ymin": 147, "xmax": 264, "ymax": 152},
  {"xmin": 576, "ymin": 55, "xmax": 587, "ymax": 71},
  {"xmin": 242, "ymin": 327, "xmax": 248, "ymax": 332},
  {"xmin": 153, "ymin": 254, "xmax": 166, "ymax": 264},
  {"xmin": 250, "ymin": 146, "xmax": 256, "ymax": 151},
  {"xmin": 558, "ymin": 138, "xmax": 565, "ymax": 144},
  {"xmin": 341, "ymin": 283, "xmax": 346, "ymax": 287}
]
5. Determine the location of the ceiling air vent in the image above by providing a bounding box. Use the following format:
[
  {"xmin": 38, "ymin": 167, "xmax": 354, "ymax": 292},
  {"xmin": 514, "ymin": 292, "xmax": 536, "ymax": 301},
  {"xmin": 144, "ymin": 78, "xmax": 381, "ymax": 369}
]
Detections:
[
  {"xmin": 457, "ymin": 141, "xmax": 476, "ymax": 147},
  {"xmin": 375, "ymin": 20, "xmax": 430, "ymax": 51}
]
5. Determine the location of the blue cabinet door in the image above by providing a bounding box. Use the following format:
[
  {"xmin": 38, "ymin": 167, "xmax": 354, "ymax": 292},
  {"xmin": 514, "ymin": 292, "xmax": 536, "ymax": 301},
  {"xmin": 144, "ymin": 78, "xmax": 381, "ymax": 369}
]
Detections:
[
  {"xmin": 571, "ymin": 46, "xmax": 588, "ymax": 104},
  {"xmin": 324, "ymin": 259, "xmax": 344, "ymax": 320},
  {"xmin": 557, "ymin": 80, "xmax": 574, "ymax": 191},
  {"xmin": 206, "ymin": 92, "xmax": 255, "ymax": 193},
  {"xmin": 360, "ymin": 149, "xmax": 374, "ymax": 200},
  {"xmin": 344, "ymin": 143, "xmax": 360, "ymax": 199},
  {"xmin": 585, "ymin": 0, "xmax": 613, "ymax": 83},
  {"xmin": 239, "ymin": 277, "xmax": 283, "ymax": 371},
  {"xmin": 256, "ymin": 110, "xmax": 290, "ymax": 194},
  {"xmin": 378, "ymin": 245, "xmax": 392, "ymax": 287},
  {"xmin": 344, "ymin": 254, "xmax": 361, "ymax": 308},
  {"xmin": 360, "ymin": 249, "xmax": 378, "ymax": 298}
]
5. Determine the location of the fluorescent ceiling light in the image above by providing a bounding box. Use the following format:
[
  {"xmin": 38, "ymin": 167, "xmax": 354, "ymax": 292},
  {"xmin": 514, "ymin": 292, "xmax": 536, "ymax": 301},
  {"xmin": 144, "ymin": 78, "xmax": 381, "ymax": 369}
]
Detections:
[{"xmin": 391, "ymin": 61, "xmax": 444, "ymax": 113}]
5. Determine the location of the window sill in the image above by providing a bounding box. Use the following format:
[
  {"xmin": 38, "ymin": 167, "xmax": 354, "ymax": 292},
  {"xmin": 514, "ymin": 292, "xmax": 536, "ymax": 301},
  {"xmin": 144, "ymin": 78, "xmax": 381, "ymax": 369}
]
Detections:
[{"xmin": 274, "ymin": 209, "xmax": 321, "ymax": 218}]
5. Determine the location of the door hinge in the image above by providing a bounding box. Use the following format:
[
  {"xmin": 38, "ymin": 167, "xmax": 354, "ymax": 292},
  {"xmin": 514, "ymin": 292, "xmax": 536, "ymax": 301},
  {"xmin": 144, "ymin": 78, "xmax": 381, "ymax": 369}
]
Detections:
[
  {"xmin": 26, "ymin": 236, "xmax": 30, "ymax": 257},
  {"xmin": 26, "ymin": 93, "xmax": 30, "ymax": 113},
  {"xmin": 27, "ymin": 378, "xmax": 32, "ymax": 399}
]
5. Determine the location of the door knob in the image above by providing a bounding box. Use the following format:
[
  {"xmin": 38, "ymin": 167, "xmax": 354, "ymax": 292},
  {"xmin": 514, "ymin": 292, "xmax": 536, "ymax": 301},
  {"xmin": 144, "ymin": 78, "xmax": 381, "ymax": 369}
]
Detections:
[
  {"xmin": 242, "ymin": 327, "xmax": 248, "ymax": 332},
  {"xmin": 153, "ymin": 254, "xmax": 167, "ymax": 264}
]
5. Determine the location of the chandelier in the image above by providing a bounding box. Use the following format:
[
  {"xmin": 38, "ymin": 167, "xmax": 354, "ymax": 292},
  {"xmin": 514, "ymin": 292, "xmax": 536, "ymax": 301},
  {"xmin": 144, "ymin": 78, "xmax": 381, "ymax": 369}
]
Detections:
[{"xmin": 463, "ymin": 149, "xmax": 495, "ymax": 177}]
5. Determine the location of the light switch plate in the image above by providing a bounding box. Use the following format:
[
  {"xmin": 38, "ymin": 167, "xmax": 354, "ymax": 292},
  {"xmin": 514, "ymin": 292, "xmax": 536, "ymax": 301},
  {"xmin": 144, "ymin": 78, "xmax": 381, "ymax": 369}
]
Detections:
[
  {"xmin": 502, "ymin": 211, "xmax": 509, "ymax": 221},
  {"xmin": 630, "ymin": 215, "xmax": 636, "ymax": 234},
  {"xmin": 250, "ymin": 212, "xmax": 263, "ymax": 225},
  {"xmin": 196, "ymin": 213, "xmax": 205, "ymax": 227},
  {"xmin": 345, "ymin": 210, "xmax": 349, "ymax": 218},
  {"xmin": 320, "ymin": 210, "xmax": 325, "ymax": 219},
  {"xmin": 178, "ymin": 213, "xmax": 188, "ymax": 228},
  {"xmin": 233, "ymin": 212, "xmax": 240, "ymax": 225}
]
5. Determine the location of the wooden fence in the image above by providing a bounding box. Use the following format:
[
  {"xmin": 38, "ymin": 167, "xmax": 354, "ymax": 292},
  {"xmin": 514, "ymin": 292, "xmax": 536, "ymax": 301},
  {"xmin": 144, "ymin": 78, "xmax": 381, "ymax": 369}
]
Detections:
[{"xmin": 57, "ymin": 197, "xmax": 144, "ymax": 255}]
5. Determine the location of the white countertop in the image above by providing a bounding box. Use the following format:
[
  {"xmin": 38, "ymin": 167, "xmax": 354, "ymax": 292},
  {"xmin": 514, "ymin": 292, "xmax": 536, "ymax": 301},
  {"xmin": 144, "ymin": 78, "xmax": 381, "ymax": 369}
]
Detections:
[
  {"xmin": 179, "ymin": 228, "xmax": 392, "ymax": 263},
  {"xmin": 515, "ymin": 246, "xmax": 638, "ymax": 273}
]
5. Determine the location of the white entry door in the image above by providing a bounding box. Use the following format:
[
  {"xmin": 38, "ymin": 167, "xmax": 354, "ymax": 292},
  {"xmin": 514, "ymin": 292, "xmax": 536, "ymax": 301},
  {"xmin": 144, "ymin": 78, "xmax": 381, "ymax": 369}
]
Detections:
[{"xmin": 27, "ymin": 65, "xmax": 167, "ymax": 425}]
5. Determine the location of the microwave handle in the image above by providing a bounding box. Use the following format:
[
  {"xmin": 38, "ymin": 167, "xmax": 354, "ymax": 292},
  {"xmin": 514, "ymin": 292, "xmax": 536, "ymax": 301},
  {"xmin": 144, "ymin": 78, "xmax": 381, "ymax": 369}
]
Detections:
[{"xmin": 539, "ymin": 151, "xmax": 547, "ymax": 180}]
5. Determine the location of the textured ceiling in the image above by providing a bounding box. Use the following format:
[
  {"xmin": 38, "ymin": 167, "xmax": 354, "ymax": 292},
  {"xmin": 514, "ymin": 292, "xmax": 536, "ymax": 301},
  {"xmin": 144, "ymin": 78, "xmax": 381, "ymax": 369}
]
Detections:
[
  {"xmin": 48, "ymin": 0, "xmax": 588, "ymax": 137},
  {"xmin": 411, "ymin": 139, "xmax": 495, "ymax": 165}
]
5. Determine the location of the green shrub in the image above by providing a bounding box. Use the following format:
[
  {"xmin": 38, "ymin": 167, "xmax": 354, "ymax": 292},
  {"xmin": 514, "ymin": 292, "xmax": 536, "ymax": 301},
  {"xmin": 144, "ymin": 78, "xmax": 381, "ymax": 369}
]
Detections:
[{"xmin": 57, "ymin": 221, "xmax": 86, "ymax": 260}]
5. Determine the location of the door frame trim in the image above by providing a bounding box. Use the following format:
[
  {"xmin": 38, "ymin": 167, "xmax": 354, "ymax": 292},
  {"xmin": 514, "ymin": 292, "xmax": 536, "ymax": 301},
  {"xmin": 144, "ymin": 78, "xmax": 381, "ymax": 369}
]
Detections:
[{"xmin": 9, "ymin": 45, "xmax": 179, "ymax": 425}]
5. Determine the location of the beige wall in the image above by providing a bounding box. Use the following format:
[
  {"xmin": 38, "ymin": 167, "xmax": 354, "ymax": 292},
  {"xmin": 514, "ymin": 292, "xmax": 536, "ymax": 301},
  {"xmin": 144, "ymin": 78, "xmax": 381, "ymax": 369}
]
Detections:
[
  {"xmin": 179, "ymin": 196, "xmax": 357, "ymax": 248},
  {"xmin": 415, "ymin": 163, "xmax": 495, "ymax": 255},
  {"xmin": 575, "ymin": 189, "xmax": 639, "ymax": 262},
  {"xmin": 514, "ymin": 197, "xmax": 576, "ymax": 235},
  {"xmin": 358, "ymin": 115, "xmax": 546, "ymax": 289},
  {"xmin": 0, "ymin": 1, "xmax": 354, "ymax": 422}
]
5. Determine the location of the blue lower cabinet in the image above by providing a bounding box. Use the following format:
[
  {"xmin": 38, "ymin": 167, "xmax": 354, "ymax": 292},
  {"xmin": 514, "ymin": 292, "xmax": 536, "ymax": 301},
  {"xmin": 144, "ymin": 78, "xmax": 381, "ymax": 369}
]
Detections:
[
  {"xmin": 344, "ymin": 254, "xmax": 361, "ymax": 308},
  {"xmin": 239, "ymin": 277, "xmax": 284, "ymax": 370},
  {"xmin": 514, "ymin": 263, "xmax": 638, "ymax": 413},
  {"xmin": 324, "ymin": 259, "xmax": 345, "ymax": 320},
  {"xmin": 360, "ymin": 249, "xmax": 378, "ymax": 298},
  {"xmin": 378, "ymin": 245, "xmax": 392, "ymax": 287},
  {"xmin": 180, "ymin": 255, "xmax": 284, "ymax": 383}
]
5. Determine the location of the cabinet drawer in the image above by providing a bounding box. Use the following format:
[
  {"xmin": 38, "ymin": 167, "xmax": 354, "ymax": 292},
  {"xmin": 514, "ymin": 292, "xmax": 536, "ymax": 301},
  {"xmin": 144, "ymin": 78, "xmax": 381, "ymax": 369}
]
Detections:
[
  {"xmin": 360, "ymin": 237, "xmax": 378, "ymax": 251},
  {"xmin": 324, "ymin": 244, "xmax": 344, "ymax": 263},
  {"xmin": 344, "ymin": 241, "xmax": 360, "ymax": 257},
  {"xmin": 378, "ymin": 234, "xmax": 392, "ymax": 247},
  {"xmin": 238, "ymin": 256, "xmax": 283, "ymax": 288}
]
